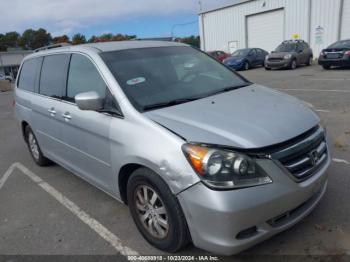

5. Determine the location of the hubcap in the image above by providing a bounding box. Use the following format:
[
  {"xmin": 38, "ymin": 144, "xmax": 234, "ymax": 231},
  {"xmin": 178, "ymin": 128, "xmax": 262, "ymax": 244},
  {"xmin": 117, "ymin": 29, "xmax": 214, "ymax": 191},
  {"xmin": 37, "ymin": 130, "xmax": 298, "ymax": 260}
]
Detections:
[
  {"xmin": 292, "ymin": 61, "xmax": 296, "ymax": 69},
  {"xmin": 28, "ymin": 133, "xmax": 39, "ymax": 160},
  {"xmin": 134, "ymin": 185, "xmax": 169, "ymax": 239},
  {"xmin": 245, "ymin": 62, "xmax": 249, "ymax": 70}
]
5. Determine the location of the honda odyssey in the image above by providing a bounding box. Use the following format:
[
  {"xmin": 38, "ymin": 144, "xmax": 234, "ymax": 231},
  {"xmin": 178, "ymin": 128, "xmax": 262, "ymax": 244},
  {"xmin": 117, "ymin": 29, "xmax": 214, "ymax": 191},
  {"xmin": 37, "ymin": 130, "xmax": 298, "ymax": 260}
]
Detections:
[{"xmin": 15, "ymin": 41, "xmax": 330, "ymax": 255}]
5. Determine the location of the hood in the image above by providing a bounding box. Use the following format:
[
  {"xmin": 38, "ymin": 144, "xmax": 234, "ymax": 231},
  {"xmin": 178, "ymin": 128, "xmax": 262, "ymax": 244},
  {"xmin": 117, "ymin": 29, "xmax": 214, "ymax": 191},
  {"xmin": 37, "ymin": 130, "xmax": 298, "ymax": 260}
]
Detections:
[
  {"xmin": 269, "ymin": 52, "xmax": 295, "ymax": 58},
  {"xmin": 144, "ymin": 84, "xmax": 319, "ymax": 149}
]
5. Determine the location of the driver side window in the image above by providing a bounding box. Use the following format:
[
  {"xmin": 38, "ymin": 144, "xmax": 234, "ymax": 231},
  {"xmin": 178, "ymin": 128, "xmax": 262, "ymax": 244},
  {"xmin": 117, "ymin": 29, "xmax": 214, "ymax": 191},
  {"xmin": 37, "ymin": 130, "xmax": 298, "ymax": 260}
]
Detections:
[{"xmin": 65, "ymin": 54, "xmax": 106, "ymax": 103}]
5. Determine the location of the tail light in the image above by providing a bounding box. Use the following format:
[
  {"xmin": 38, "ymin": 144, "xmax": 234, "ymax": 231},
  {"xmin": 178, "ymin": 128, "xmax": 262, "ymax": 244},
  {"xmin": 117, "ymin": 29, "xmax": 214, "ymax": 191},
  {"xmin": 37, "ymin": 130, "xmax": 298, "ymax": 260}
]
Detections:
[{"xmin": 345, "ymin": 50, "xmax": 350, "ymax": 56}]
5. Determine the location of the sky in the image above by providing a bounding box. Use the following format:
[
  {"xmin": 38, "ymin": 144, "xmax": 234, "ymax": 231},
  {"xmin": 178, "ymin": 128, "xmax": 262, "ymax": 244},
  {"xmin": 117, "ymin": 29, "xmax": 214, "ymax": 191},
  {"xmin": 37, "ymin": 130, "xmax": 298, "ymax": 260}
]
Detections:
[{"xmin": 0, "ymin": 0, "xmax": 234, "ymax": 39}]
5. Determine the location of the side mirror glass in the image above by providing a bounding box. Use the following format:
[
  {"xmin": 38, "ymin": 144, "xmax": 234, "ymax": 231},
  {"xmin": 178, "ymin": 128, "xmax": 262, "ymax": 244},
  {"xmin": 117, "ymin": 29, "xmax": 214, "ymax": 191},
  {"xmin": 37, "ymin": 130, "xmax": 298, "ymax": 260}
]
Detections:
[{"xmin": 75, "ymin": 91, "xmax": 103, "ymax": 111}]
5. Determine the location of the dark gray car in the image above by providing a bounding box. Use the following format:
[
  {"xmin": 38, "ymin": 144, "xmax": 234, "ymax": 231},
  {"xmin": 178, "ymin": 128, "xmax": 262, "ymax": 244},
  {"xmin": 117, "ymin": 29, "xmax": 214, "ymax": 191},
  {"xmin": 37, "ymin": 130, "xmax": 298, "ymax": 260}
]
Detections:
[{"xmin": 265, "ymin": 40, "xmax": 313, "ymax": 70}]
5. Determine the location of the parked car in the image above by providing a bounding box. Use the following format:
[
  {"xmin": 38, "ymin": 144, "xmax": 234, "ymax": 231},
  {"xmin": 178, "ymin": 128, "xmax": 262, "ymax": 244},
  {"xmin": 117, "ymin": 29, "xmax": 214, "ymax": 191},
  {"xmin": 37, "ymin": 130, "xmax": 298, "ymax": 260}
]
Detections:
[
  {"xmin": 207, "ymin": 50, "xmax": 230, "ymax": 62},
  {"xmin": 318, "ymin": 39, "xmax": 350, "ymax": 70},
  {"xmin": 16, "ymin": 41, "xmax": 330, "ymax": 256},
  {"xmin": 0, "ymin": 73, "xmax": 13, "ymax": 82},
  {"xmin": 265, "ymin": 40, "xmax": 313, "ymax": 70},
  {"xmin": 223, "ymin": 48, "xmax": 268, "ymax": 70}
]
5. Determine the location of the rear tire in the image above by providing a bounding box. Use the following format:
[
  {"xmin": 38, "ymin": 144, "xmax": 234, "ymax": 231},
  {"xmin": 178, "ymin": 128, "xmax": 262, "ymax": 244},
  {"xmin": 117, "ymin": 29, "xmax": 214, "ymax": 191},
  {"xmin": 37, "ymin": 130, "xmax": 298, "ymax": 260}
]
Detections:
[
  {"xmin": 322, "ymin": 65, "xmax": 331, "ymax": 70},
  {"xmin": 127, "ymin": 168, "xmax": 190, "ymax": 253},
  {"xmin": 25, "ymin": 126, "xmax": 52, "ymax": 166},
  {"xmin": 307, "ymin": 57, "xmax": 313, "ymax": 66}
]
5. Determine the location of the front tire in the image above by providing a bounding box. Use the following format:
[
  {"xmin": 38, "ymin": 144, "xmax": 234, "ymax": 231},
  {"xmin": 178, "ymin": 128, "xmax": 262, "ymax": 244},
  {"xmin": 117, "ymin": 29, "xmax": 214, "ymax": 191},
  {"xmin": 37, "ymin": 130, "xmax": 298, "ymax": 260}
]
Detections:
[
  {"xmin": 25, "ymin": 126, "xmax": 51, "ymax": 166},
  {"xmin": 243, "ymin": 61, "xmax": 250, "ymax": 71},
  {"xmin": 127, "ymin": 168, "xmax": 190, "ymax": 253},
  {"xmin": 290, "ymin": 59, "xmax": 297, "ymax": 70}
]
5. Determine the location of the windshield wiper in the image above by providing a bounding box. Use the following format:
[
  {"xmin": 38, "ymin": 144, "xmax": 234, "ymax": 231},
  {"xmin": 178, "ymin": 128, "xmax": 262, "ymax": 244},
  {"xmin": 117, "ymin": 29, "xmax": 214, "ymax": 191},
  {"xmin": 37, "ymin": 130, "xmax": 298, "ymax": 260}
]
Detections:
[
  {"xmin": 206, "ymin": 83, "xmax": 252, "ymax": 97},
  {"xmin": 143, "ymin": 98, "xmax": 200, "ymax": 111},
  {"xmin": 143, "ymin": 83, "xmax": 252, "ymax": 111}
]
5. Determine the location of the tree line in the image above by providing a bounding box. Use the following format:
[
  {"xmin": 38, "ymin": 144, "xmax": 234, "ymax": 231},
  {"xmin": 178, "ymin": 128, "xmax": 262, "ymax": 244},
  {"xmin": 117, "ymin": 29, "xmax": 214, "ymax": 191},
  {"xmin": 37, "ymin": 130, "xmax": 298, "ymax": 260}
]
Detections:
[{"xmin": 0, "ymin": 28, "xmax": 200, "ymax": 51}]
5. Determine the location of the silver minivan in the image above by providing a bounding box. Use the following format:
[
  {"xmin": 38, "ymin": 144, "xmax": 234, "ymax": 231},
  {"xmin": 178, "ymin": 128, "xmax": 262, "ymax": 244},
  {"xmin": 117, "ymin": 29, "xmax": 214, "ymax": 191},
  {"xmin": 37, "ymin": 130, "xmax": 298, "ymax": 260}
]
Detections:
[{"xmin": 15, "ymin": 41, "xmax": 330, "ymax": 255}]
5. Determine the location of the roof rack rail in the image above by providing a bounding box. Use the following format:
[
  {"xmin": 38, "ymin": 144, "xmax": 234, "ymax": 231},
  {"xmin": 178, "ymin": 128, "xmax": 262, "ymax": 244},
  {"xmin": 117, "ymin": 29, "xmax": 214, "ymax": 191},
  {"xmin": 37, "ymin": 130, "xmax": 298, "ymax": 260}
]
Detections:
[
  {"xmin": 34, "ymin": 43, "xmax": 72, "ymax": 53},
  {"xmin": 282, "ymin": 39, "xmax": 305, "ymax": 43}
]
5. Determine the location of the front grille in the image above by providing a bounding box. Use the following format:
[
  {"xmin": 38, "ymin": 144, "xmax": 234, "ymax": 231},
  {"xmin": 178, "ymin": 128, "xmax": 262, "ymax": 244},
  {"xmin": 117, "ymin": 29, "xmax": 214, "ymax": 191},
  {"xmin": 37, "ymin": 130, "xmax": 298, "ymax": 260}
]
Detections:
[
  {"xmin": 268, "ymin": 57, "xmax": 283, "ymax": 62},
  {"xmin": 271, "ymin": 126, "xmax": 328, "ymax": 181}
]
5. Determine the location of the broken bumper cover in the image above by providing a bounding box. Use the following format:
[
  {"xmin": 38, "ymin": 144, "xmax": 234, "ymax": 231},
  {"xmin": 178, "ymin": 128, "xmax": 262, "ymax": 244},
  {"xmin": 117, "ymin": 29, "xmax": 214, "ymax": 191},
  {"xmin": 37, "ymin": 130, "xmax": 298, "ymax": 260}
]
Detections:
[{"xmin": 177, "ymin": 156, "xmax": 330, "ymax": 256}]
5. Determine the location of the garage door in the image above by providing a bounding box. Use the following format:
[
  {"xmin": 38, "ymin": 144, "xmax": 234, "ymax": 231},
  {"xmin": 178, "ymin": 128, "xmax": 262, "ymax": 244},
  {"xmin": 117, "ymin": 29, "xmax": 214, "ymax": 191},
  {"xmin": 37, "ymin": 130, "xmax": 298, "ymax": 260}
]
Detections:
[
  {"xmin": 341, "ymin": 0, "xmax": 350, "ymax": 39},
  {"xmin": 247, "ymin": 9, "xmax": 284, "ymax": 52}
]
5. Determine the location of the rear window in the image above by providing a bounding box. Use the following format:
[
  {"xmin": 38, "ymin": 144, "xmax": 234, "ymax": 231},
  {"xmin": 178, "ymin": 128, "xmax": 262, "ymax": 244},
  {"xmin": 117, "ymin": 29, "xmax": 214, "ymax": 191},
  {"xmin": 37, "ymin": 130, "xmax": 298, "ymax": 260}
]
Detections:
[
  {"xmin": 18, "ymin": 58, "xmax": 42, "ymax": 92},
  {"xmin": 328, "ymin": 40, "xmax": 350, "ymax": 49},
  {"xmin": 39, "ymin": 54, "xmax": 70, "ymax": 98}
]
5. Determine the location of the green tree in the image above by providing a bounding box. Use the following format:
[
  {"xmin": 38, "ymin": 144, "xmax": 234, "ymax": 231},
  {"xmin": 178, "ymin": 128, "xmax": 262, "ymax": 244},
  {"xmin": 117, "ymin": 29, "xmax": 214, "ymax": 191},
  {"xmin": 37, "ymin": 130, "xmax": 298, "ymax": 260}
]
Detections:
[
  {"xmin": 88, "ymin": 35, "xmax": 97, "ymax": 43},
  {"xmin": 99, "ymin": 33, "xmax": 113, "ymax": 42},
  {"xmin": 72, "ymin": 33, "xmax": 86, "ymax": 45},
  {"xmin": 31, "ymin": 28, "xmax": 52, "ymax": 49},
  {"xmin": 19, "ymin": 29, "xmax": 36, "ymax": 49},
  {"xmin": 180, "ymin": 35, "xmax": 200, "ymax": 48},
  {"xmin": 52, "ymin": 35, "xmax": 70, "ymax": 44},
  {"xmin": 0, "ymin": 31, "xmax": 20, "ymax": 50},
  {"xmin": 112, "ymin": 34, "xmax": 136, "ymax": 41}
]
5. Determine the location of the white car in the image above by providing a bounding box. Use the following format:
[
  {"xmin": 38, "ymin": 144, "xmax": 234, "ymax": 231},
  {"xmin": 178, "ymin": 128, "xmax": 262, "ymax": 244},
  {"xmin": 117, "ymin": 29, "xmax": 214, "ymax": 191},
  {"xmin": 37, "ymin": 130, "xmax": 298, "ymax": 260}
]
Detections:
[{"xmin": 0, "ymin": 74, "xmax": 13, "ymax": 82}]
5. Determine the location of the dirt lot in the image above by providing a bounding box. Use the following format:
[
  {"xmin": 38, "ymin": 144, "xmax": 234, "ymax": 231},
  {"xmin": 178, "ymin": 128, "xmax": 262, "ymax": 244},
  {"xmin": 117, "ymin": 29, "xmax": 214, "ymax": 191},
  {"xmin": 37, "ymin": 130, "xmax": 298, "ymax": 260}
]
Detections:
[{"xmin": 0, "ymin": 64, "xmax": 349, "ymax": 260}]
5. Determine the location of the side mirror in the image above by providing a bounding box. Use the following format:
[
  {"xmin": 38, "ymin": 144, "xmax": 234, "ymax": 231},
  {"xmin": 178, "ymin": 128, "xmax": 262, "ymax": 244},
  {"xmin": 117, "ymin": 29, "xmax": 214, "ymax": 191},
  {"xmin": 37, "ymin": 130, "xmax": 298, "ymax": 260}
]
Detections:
[{"xmin": 75, "ymin": 91, "xmax": 103, "ymax": 111}]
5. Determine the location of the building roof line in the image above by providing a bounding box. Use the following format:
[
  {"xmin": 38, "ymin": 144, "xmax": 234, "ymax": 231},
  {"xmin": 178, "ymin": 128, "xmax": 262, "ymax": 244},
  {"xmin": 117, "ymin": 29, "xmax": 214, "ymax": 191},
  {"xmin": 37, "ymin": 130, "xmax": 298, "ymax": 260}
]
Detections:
[{"xmin": 199, "ymin": 0, "xmax": 255, "ymax": 15}]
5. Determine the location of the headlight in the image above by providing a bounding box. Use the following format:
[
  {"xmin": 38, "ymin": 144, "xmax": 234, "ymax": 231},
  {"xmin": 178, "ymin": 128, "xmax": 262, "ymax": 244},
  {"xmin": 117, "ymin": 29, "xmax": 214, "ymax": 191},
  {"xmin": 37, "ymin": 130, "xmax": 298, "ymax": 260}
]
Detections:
[
  {"xmin": 182, "ymin": 144, "xmax": 272, "ymax": 189},
  {"xmin": 284, "ymin": 54, "xmax": 292, "ymax": 59},
  {"xmin": 265, "ymin": 55, "xmax": 269, "ymax": 60}
]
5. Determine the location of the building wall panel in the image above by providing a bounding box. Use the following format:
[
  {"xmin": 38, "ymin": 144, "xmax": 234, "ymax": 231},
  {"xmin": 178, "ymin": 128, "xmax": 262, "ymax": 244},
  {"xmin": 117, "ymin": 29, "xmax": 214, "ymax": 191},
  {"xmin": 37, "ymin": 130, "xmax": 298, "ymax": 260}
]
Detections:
[
  {"xmin": 310, "ymin": 0, "xmax": 342, "ymax": 56},
  {"xmin": 341, "ymin": 0, "xmax": 350, "ymax": 39},
  {"xmin": 200, "ymin": 0, "xmax": 342, "ymax": 56}
]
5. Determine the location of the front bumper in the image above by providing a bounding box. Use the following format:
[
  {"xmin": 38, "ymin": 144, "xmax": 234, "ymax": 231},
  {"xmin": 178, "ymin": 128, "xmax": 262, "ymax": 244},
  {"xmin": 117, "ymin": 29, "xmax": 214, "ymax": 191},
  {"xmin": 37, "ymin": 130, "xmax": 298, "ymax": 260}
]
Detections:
[
  {"xmin": 177, "ymin": 153, "xmax": 330, "ymax": 256},
  {"xmin": 265, "ymin": 59, "xmax": 291, "ymax": 69},
  {"xmin": 225, "ymin": 62, "xmax": 244, "ymax": 70},
  {"xmin": 318, "ymin": 57, "xmax": 350, "ymax": 67}
]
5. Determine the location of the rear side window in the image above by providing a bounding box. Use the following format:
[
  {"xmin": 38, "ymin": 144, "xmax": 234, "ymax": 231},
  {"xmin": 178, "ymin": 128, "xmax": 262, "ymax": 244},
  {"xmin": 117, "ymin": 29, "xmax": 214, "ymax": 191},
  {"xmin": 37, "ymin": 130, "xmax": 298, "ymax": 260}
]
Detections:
[
  {"xmin": 18, "ymin": 58, "xmax": 42, "ymax": 92},
  {"xmin": 65, "ymin": 54, "xmax": 106, "ymax": 102},
  {"xmin": 39, "ymin": 54, "xmax": 70, "ymax": 98}
]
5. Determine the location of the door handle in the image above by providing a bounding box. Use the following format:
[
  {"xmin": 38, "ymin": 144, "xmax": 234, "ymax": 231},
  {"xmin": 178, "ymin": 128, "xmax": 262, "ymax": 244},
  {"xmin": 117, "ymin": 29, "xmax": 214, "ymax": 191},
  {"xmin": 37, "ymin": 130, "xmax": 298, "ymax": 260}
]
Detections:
[
  {"xmin": 48, "ymin": 108, "xmax": 56, "ymax": 116},
  {"xmin": 62, "ymin": 112, "xmax": 72, "ymax": 121}
]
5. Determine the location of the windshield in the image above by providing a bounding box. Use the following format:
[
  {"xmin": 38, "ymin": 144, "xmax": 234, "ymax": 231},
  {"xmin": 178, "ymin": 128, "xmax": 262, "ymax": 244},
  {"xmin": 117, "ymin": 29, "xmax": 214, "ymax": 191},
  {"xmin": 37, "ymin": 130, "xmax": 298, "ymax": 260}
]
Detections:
[
  {"xmin": 275, "ymin": 43, "xmax": 297, "ymax": 52},
  {"xmin": 328, "ymin": 40, "xmax": 350, "ymax": 49},
  {"xmin": 232, "ymin": 49, "xmax": 250, "ymax": 57},
  {"xmin": 101, "ymin": 46, "xmax": 249, "ymax": 112}
]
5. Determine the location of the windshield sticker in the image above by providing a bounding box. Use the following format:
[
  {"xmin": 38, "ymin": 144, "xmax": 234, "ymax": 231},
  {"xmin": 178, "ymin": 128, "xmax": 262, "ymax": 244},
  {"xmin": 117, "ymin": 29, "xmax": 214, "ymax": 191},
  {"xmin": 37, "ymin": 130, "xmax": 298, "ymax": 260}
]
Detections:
[{"xmin": 127, "ymin": 77, "xmax": 146, "ymax": 86}]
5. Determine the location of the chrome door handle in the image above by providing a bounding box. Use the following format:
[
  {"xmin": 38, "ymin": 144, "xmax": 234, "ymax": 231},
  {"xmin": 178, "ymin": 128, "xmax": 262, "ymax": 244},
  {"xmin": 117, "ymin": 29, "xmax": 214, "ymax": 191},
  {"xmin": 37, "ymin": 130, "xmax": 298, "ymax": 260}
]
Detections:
[
  {"xmin": 48, "ymin": 108, "xmax": 56, "ymax": 116},
  {"xmin": 62, "ymin": 112, "xmax": 72, "ymax": 121}
]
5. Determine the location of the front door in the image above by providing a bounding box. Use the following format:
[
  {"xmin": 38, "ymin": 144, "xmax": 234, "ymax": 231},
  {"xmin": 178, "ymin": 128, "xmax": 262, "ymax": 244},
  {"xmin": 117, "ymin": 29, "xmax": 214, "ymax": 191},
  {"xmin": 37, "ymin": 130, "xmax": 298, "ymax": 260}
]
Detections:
[{"xmin": 58, "ymin": 54, "xmax": 114, "ymax": 191}]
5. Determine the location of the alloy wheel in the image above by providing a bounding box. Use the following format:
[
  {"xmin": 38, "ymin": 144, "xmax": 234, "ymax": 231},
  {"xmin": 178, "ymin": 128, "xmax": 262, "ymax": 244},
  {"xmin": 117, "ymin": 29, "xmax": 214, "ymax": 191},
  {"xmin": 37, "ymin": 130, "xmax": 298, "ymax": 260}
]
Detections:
[
  {"xmin": 28, "ymin": 133, "xmax": 40, "ymax": 160},
  {"xmin": 134, "ymin": 185, "xmax": 169, "ymax": 239}
]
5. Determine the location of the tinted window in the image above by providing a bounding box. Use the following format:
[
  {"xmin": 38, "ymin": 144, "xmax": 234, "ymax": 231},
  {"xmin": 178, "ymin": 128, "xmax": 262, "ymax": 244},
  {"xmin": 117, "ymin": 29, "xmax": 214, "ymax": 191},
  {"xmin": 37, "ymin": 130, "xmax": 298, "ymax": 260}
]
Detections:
[
  {"xmin": 18, "ymin": 58, "xmax": 42, "ymax": 92},
  {"xmin": 275, "ymin": 43, "xmax": 297, "ymax": 52},
  {"xmin": 256, "ymin": 49, "xmax": 263, "ymax": 55},
  {"xmin": 39, "ymin": 54, "xmax": 70, "ymax": 98},
  {"xmin": 232, "ymin": 49, "xmax": 250, "ymax": 57},
  {"xmin": 65, "ymin": 54, "xmax": 106, "ymax": 102},
  {"xmin": 249, "ymin": 49, "xmax": 257, "ymax": 56},
  {"xmin": 328, "ymin": 40, "xmax": 350, "ymax": 49},
  {"xmin": 101, "ymin": 46, "xmax": 248, "ymax": 112}
]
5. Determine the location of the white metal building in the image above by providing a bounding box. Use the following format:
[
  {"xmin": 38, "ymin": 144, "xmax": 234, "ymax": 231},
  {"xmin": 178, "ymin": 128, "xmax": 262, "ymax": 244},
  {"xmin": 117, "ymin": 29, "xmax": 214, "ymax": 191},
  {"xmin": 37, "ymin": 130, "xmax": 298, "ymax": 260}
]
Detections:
[{"xmin": 199, "ymin": 0, "xmax": 350, "ymax": 56}]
